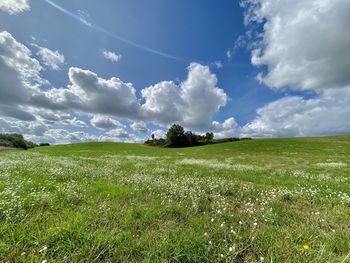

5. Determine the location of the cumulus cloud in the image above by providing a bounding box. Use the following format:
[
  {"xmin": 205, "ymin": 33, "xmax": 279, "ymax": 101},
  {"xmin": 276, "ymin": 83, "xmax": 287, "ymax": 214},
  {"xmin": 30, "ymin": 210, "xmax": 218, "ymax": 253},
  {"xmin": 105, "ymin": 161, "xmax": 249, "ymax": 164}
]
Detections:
[
  {"xmin": 141, "ymin": 63, "xmax": 229, "ymax": 131},
  {"xmin": 243, "ymin": 0, "xmax": 350, "ymax": 91},
  {"xmin": 0, "ymin": 31, "xmax": 45, "ymax": 119},
  {"xmin": 32, "ymin": 44, "xmax": 65, "ymax": 70},
  {"xmin": 0, "ymin": 118, "xmax": 47, "ymax": 137},
  {"xmin": 237, "ymin": 0, "xmax": 350, "ymax": 137},
  {"xmin": 241, "ymin": 88, "xmax": 350, "ymax": 137},
  {"xmin": 150, "ymin": 129, "xmax": 166, "ymax": 139},
  {"xmin": 212, "ymin": 117, "xmax": 238, "ymax": 138},
  {"xmin": 90, "ymin": 115, "xmax": 124, "ymax": 130},
  {"xmin": 39, "ymin": 129, "xmax": 98, "ymax": 144},
  {"xmin": 41, "ymin": 67, "xmax": 141, "ymax": 117},
  {"xmin": 0, "ymin": 0, "xmax": 30, "ymax": 14},
  {"xmin": 0, "ymin": 31, "xmax": 238, "ymax": 143},
  {"xmin": 102, "ymin": 50, "xmax": 122, "ymax": 62},
  {"xmin": 105, "ymin": 128, "xmax": 130, "ymax": 139},
  {"xmin": 131, "ymin": 121, "xmax": 149, "ymax": 134}
]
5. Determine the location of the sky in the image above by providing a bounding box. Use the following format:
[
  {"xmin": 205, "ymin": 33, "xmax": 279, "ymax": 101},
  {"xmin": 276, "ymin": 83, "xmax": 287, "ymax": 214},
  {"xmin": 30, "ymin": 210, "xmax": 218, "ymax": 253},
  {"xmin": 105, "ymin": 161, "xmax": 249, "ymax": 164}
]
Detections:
[{"xmin": 0, "ymin": 0, "xmax": 349, "ymax": 144}]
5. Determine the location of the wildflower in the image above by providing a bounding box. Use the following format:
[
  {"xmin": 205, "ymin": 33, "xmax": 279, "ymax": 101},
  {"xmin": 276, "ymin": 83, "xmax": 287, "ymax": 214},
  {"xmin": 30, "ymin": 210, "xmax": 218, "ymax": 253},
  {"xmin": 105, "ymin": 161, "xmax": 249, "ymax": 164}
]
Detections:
[
  {"xmin": 229, "ymin": 246, "xmax": 235, "ymax": 252},
  {"xmin": 42, "ymin": 260, "xmax": 47, "ymax": 263},
  {"xmin": 303, "ymin": 244, "xmax": 310, "ymax": 250},
  {"xmin": 211, "ymin": 218, "xmax": 214, "ymax": 222},
  {"xmin": 220, "ymin": 254, "xmax": 224, "ymax": 258},
  {"xmin": 20, "ymin": 252, "xmax": 26, "ymax": 256},
  {"xmin": 204, "ymin": 232, "xmax": 208, "ymax": 236},
  {"xmin": 260, "ymin": 256, "xmax": 264, "ymax": 261},
  {"xmin": 209, "ymin": 240, "xmax": 212, "ymax": 245},
  {"xmin": 39, "ymin": 246, "xmax": 48, "ymax": 253}
]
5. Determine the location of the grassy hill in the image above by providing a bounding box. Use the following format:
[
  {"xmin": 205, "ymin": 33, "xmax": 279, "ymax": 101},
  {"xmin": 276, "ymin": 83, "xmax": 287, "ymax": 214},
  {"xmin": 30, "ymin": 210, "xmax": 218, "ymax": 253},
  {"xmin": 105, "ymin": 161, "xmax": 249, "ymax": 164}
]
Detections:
[{"xmin": 0, "ymin": 136, "xmax": 349, "ymax": 262}]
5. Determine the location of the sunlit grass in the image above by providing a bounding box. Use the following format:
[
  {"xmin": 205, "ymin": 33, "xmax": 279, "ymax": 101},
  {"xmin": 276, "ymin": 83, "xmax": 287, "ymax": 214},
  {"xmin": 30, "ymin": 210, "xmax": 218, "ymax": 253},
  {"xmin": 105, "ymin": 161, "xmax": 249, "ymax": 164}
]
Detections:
[{"xmin": 0, "ymin": 136, "xmax": 349, "ymax": 262}]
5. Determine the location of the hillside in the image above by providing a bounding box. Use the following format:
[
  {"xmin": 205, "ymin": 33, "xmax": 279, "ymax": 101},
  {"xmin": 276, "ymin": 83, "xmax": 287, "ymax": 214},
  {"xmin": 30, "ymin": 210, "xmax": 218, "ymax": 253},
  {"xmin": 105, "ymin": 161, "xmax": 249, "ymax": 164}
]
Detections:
[{"xmin": 0, "ymin": 136, "xmax": 349, "ymax": 262}]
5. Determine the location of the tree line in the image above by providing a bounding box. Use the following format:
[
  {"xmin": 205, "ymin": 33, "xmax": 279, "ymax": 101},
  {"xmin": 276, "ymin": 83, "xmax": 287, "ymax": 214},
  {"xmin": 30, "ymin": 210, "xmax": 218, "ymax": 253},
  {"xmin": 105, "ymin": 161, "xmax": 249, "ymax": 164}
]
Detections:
[
  {"xmin": 144, "ymin": 124, "xmax": 251, "ymax": 148},
  {"xmin": 0, "ymin": 133, "xmax": 49, "ymax": 150}
]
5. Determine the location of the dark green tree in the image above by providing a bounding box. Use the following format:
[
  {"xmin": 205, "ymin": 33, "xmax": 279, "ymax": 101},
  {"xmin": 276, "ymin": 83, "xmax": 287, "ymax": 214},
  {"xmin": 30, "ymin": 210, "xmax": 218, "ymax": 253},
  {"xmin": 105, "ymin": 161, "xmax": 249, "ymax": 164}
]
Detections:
[
  {"xmin": 204, "ymin": 132, "xmax": 214, "ymax": 143},
  {"xmin": 185, "ymin": 131, "xmax": 197, "ymax": 146},
  {"xmin": 166, "ymin": 124, "xmax": 188, "ymax": 147}
]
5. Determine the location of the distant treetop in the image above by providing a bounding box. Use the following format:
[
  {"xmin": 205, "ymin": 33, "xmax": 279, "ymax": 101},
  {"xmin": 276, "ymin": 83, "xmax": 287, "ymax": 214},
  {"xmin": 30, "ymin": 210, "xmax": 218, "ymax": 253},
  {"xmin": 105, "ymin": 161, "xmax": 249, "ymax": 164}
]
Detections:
[{"xmin": 144, "ymin": 124, "xmax": 251, "ymax": 148}]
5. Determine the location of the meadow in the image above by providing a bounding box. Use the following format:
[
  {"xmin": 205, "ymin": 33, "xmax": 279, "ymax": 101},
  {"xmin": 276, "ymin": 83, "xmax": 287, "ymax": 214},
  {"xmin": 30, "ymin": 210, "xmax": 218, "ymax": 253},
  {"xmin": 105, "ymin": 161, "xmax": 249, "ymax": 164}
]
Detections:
[{"xmin": 0, "ymin": 136, "xmax": 349, "ymax": 262}]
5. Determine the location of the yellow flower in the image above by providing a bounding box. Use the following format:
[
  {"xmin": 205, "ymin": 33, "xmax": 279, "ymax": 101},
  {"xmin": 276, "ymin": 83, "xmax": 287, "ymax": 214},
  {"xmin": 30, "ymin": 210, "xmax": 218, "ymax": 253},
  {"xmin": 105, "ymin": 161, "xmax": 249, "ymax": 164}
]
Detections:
[{"xmin": 303, "ymin": 244, "xmax": 310, "ymax": 250}]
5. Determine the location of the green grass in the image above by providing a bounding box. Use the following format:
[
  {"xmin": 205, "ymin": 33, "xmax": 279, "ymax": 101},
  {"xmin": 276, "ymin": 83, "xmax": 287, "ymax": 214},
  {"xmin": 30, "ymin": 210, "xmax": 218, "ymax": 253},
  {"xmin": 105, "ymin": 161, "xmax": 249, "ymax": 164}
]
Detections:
[{"xmin": 0, "ymin": 136, "xmax": 349, "ymax": 262}]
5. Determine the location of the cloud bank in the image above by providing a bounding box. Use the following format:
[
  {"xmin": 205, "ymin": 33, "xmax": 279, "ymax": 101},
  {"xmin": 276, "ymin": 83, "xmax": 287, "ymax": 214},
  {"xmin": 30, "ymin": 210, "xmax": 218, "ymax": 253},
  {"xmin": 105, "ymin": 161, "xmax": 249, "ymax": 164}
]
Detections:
[
  {"xmin": 239, "ymin": 0, "xmax": 350, "ymax": 137},
  {"xmin": 0, "ymin": 31, "xmax": 235, "ymax": 143}
]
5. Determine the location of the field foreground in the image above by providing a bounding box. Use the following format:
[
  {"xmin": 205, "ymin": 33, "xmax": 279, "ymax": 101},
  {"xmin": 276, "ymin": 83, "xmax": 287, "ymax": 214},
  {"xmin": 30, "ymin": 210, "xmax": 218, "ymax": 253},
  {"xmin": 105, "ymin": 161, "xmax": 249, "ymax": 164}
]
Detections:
[{"xmin": 0, "ymin": 136, "xmax": 349, "ymax": 262}]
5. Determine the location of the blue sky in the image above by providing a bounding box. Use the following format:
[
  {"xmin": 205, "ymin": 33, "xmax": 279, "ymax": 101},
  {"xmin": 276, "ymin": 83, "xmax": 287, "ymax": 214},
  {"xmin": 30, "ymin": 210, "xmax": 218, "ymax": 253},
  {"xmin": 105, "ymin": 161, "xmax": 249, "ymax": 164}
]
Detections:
[{"xmin": 0, "ymin": 0, "xmax": 349, "ymax": 144}]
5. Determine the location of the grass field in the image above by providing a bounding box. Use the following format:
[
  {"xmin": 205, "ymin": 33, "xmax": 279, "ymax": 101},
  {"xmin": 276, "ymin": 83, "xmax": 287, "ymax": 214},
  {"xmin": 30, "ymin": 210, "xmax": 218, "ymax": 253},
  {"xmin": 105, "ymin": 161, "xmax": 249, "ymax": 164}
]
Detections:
[{"xmin": 0, "ymin": 136, "xmax": 349, "ymax": 262}]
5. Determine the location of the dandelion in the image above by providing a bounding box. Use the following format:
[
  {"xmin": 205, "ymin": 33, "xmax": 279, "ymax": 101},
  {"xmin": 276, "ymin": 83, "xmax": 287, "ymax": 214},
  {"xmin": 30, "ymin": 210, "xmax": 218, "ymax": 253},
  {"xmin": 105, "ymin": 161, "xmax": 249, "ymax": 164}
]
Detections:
[
  {"xmin": 260, "ymin": 256, "xmax": 264, "ymax": 261},
  {"xmin": 204, "ymin": 232, "xmax": 208, "ymax": 236},
  {"xmin": 220, "ymin": 254, "xmax": 224, "ymax": 258},
  {"xmin": 303, "ymin": 244, "xmax": 310, "ymax": 250},
  {"xmin": 42, "ymin": 260, "xmax": 47, "ymax": 263},
  {"xmin": 209, "ymin": 240, "xmax": 212, "ymax": 245},
  {"xmin": 229, "ymin": 246, "xmax": 235, "ymax": 252},
  {"xmin": 211, "ymin": 218, "xmax": 214, "ymax": 222}
]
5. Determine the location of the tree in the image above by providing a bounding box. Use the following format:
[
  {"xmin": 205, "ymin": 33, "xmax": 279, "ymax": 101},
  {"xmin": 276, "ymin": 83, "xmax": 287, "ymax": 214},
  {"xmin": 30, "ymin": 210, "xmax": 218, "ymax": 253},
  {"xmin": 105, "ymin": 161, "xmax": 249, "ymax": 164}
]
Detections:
[
  {"xmin": 151, "ymin": 134, "xmax": 155, "ymax": 140},
  {"xmin": 185, "ymin": 131, "xmax": 197, "ymax": 146},
  {"xmin": 204, "ymin": 132, "xmax": 214, "ymax": 143},
  {"xmin": 166, "ymin": 124, "xmax": 188, "ymax": 147}
]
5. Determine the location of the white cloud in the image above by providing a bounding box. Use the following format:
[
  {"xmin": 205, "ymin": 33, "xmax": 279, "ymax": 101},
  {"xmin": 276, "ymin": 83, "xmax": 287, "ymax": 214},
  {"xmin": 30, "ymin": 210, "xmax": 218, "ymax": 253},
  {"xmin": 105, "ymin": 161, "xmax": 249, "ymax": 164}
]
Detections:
[
  {"xmin": 150, "ymin": 129, "xmax": 166, "ymax": 139},
  {"xmin": 131, "ymin": 121, "xmax": 149, "ymax": 134},
  {"xmin": 212, "ymin": 117, "xmax": 238, "ymax": 138},
  {"xmin": 41, "ymin": 67, "xmax": 141, "ymax": 117},
  {"xmin": 34, "ymin": 111, "xmax": 86, "ymax": 127},
  {"xmin": 90, "ymin": 115, "xmax": 124, "ymax": 130},
  {"xmin": 0, "ymin": 0, "xmax": 30, "ymax": 14},
  {"xmin": 40, "ymin": 129, "xmax": 98, "ymax": 144},
  {"xmin": 213, "ymin": 61, "xmax": 223, "ymax": 69},
  {"xmin": 141, "ymin": 63, "xmax": 229, "ymax": 131},
  {"xmin": 0, "ymin": 118, "xmax": 47, "ymax": 137},
  {"xmin": 0, "ymin": 31, "xmax": 238, "ymax": 143},
  {"xmin": 241, "ymin": 88, "xmax": 350, "ymax": 137},
  {"xmin": 236, "ymin": 0, "xmax": 350, "ymax": 137},
  {"xmin": 105, "ymin": 128, "xmax": 130, "ymax": 138},
  {"xmin": 0, "ymin": 31, "xmax": 44, "ymax": 119},
  {"xmin": 32, "ymin": 44, "xmax": 65, "ymax": 70},
  {"xmin": 102, "ymin": 50, "xmax": 122, "ymax": 62},
  {"xmin": 243, "ymin": 0, "xmax": 350, "ymax": 91}
]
